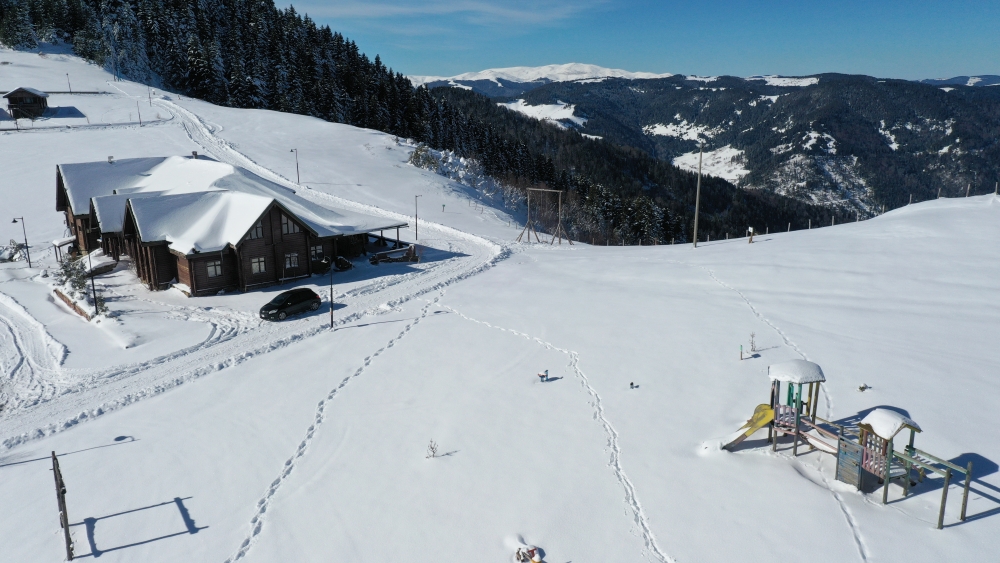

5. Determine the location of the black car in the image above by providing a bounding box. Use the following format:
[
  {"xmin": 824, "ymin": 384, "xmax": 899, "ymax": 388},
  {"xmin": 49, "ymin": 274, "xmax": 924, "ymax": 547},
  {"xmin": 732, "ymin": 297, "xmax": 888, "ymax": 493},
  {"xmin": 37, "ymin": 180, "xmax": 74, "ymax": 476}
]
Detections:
[{"xmin": 259, "ymin": 288, "xmax": 322, "ymax": 321}]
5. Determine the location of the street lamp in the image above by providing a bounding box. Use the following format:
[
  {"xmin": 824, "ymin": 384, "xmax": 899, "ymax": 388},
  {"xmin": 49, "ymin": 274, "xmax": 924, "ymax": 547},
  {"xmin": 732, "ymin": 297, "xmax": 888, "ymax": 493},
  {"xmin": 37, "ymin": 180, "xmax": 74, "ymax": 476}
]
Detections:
[
  {"xmin": 11, "ymin": 217, "xmax": 31, "ymax": 268},
  {"xmin": 290, "ymin": 148, "xmax": 300, "ymax": 185},
  {"xmin": 414, "ymin": 195, "xmax": 422, "ymax": 240}
]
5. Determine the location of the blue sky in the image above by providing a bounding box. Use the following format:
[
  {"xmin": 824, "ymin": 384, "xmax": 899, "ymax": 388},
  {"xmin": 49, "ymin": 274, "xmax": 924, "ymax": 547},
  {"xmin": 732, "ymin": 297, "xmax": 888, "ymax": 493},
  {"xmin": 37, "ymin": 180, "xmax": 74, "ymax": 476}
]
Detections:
[{"xmin": 287, "ymin": 0, "xmax": 999, "ymax": 79}]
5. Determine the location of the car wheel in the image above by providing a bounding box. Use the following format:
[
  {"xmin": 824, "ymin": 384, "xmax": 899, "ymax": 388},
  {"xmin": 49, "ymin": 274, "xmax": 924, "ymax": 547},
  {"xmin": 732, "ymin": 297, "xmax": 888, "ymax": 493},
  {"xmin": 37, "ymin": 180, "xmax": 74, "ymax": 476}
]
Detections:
[
  {"xmin": 310, "ymin": 301, "xmax": 320, "ymax": 311},
  {"xmin": 277, "ymin": 311, "xmax": 287, "ymax": 320}
]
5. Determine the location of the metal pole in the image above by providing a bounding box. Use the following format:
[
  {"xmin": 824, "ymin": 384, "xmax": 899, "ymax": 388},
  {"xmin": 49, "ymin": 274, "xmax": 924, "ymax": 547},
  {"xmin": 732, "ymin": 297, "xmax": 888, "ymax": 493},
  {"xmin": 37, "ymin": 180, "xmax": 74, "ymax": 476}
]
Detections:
[
  {"xmin": 966, "ymin": 184, "xmax": 970, "ymax": 197},
  {"xmin": 66, "ymin": 73, "xmax": 72, "ymax": 93},
  {"xmin": 692, "ymin": 141, "xmax": 703, "ymax": 248},
  {"xmin": 329, "ymin": 264, "xmax": 334, "ymax": 329},
  {"xmin": 136, "ymin": 100, "xmax": 142, "ymax": 126},
  {"xmin": 415, "ymin": 195, "xmax": 421, "ymax": 240},
  {"xmin": 12, "ymin": 217, "xmax": 30, "ymax": 268},
  {"xmin": 87, "ymin": 249, "xmax": 97, "ymax": 310},
  {"xmin": 290, "ymin": 149, "xmax": 300, "ymax": 184}
]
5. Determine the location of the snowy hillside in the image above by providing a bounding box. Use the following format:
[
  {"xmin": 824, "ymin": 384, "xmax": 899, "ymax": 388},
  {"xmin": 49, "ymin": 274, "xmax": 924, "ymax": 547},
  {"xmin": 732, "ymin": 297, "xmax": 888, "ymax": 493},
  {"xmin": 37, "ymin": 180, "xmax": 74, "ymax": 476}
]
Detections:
[
  {"xmin": 3, "ymin": 48, "xmax": 1000, "ymax": 563},
  {"xmin": 410, "ymin": 62, "xmax": 674, "ymax": 87}
]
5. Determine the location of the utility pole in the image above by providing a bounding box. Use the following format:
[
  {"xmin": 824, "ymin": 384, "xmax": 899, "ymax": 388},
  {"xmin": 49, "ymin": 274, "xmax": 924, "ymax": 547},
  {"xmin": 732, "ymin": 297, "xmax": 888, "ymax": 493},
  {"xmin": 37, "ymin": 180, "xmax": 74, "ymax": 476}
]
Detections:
[
  {"xmin": 290, "ymin": 149, "xmax": 300, "ymax": 184},
  {"xmin": 414, "ymin": 195, "xmax": 422, "ymax": 240},
  {"xmin": 692, "ymin": 141, "xmax": 704, "ymax": 248},
  {"xmin": 11, "ymin": 217, "xmax": 30, "ymax": 268}
]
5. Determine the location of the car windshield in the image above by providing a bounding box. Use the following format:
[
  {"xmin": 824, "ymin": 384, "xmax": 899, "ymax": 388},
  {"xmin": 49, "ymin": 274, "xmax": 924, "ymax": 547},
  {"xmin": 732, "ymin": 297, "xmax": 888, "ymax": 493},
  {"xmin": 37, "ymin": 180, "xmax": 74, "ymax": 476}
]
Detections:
[{"xmin": 268, "ymin": 294, "xmax": 288, "ymax": 306}]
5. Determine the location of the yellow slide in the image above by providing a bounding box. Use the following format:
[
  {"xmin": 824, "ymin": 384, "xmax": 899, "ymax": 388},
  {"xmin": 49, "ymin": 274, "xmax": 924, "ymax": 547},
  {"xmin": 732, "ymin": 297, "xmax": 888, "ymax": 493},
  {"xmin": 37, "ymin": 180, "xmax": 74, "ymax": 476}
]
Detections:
[{"xmin": 724, "ymin": 404, "xmax": 774, "ymax": 450}]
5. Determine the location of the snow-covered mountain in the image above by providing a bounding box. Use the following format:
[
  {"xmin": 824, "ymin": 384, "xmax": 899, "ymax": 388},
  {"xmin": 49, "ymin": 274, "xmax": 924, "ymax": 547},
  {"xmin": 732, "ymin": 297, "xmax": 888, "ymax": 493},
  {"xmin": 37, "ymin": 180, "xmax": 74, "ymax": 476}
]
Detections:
[{"xmin": 410, "ymin": 63, "xmax": 674, "ymax": 96}]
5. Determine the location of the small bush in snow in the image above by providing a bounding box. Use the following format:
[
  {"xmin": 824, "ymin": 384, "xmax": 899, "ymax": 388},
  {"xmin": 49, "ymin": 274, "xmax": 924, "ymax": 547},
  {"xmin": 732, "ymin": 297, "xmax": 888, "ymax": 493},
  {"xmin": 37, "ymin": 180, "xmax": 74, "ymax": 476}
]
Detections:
[
  {"xmin": 408, "ymin": 144, "xmax": 438, "ymax": 171},
  {"xmin": 425, "ymin": 440, "xmax": 438, "ymax": 459},
  {"xmin": 749, "ymin": 332, "xmax": 757, "ymax": 353}
]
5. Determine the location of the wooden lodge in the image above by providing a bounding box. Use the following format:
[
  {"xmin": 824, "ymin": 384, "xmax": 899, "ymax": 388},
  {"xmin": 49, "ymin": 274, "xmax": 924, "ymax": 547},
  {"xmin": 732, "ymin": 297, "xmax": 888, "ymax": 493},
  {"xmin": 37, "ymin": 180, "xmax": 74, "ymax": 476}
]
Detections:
[
  {"xmin": 4, "ymin": 87, "xmax": 49, "ymax": 119},
  {"xmin": 55, "ymin": 155, "xmax": 406, "ymax": 296}
]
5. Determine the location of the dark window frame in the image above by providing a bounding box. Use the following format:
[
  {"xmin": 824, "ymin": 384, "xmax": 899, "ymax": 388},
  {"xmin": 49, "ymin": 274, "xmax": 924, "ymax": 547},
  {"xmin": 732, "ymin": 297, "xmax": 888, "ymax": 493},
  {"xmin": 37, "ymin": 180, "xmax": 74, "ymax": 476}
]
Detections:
[
  {"xmin": 206, "ymin": 260, "xmax": 222, "ymax": 278},
  {"xmin": 247, "ymin": 220, "xmax": 264, "ymax": 240},
  {"xmin": 310, "ymin": 245, "xmax": 324, "ymax": 261},
  {"xmin": 284, "ymin": 252, "xmax": 299, "ymax": 268},
  {"xmin": 251, "ymin": 256, "xmax": 266, "ymax": 274},
  {"xmin": 281, "ymin": 214, "xmax": 301, "ymax": 235}
]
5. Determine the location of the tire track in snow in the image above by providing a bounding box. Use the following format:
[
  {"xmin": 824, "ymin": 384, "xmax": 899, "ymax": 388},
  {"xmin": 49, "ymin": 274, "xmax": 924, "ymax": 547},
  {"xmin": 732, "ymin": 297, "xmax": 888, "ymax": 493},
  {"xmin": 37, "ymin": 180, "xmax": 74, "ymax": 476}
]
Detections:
[
  {"xmin": 696, "ymin": 266, "xmax": 869, "ymax": 562},
  {"xmin": 225, "ymin": 293, "xmax": 441, "ymax": 563},
  {"xmin": 0, "ymin": 292, "xmax": 66, "ymax": 412},
  {"xmin": 440, "ymin": 305, "xmax": 674, "ymax": 563}
]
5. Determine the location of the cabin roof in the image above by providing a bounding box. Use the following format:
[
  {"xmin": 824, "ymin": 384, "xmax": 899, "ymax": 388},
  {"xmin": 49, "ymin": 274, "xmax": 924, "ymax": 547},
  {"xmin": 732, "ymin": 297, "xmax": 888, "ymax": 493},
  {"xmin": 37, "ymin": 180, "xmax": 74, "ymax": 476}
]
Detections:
[
  {"xmin": 4, "ymin": 87, "xmax": 49, "ymax": 98},
  {"xmin": 62, "ymin": 155, "xmax": 407, "ymax": 237},
  {"xmin": 859, "ymin": 409, "xmax": 921, "ymax": 440},
  {"xmin": 128, "ymin": 191, "xmax": 276, "ymax": 255},
  {"xmin": 768, "ymin": 360, "xmax": 826, "ymax": 384},
  {"xmin": 92, "ymin": 192, "xmax": 167, "ymax": 233}
]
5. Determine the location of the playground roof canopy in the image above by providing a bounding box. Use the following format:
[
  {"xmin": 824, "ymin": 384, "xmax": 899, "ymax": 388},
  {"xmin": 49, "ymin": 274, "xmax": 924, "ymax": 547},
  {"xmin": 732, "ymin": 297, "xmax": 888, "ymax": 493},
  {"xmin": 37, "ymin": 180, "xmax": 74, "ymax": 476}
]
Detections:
[
  {"xmin": 859, "ymin": 409, "xmax": 921, "ymax": 440},
  {"xmin": 768, "ymin": 360, "xmax": 826, "ymax": 384}
]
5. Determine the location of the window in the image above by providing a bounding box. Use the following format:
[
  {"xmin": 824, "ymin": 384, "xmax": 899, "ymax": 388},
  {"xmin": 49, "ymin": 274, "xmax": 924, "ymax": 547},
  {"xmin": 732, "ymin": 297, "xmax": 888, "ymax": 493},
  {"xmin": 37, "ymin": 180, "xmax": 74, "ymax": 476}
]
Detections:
[
  {"xmin": 206, "ymin": 260, "xmax": 222, "ymax": 278},
  {"xmin": 247, "ymin": 221, "xmax": 263, "ymax": 240},
  {"xmin": 281, "ymin": 214, "xmax": 300, "ymax": 235},
  {"xmin": 251, "ymin": 257, "xmax": 266, "ymax": 274},
  {"xmin": 285, "ymin": 253, "xmax": 299, "ymax": 268},
  {"xmin": 310, "ymin": 245, "xmax": 324, "ymax": 261}
]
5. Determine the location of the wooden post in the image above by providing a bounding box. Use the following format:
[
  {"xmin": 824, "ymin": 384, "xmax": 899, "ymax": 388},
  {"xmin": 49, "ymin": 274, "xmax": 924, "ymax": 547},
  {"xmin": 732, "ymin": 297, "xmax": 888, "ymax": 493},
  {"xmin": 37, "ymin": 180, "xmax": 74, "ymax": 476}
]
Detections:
[
  {"xmin": 960, "ymin": 461, "xmax": 973, "ymax": 521},
  {"xmin": 808, "ymin": 219, "xmax": 811, "ymax": 229},
  {"xmin": 909, "ymin": 194, "xmax": 913, "ymax": 205},
  {"xmin": 792, "ymin": 383, "xmax": 802, "ymax": 456},
  {"xmin": 966, "ymin": 183, "xmax": 970, "ymax": 197},
  {"xmin": 882, "ymin": 437, "xmax": 894, "ymax": 504},
  {"xmin": 787, "ymin": 222, "xmax": 790, "ymax": 232},
  {"xmin": 938, "ymin": 468, "xmax": 952, "ymax": 529},
  {"xmin": 771, "ymin": 380, "xmax": 779, "ymax": 451},
  {"xmin": 938, "ymin": 187, "xmax": 942, "ymax": 198},
  {"xmin": 52, "ymin": 452, "xmax": 74, "ymax": 560}
]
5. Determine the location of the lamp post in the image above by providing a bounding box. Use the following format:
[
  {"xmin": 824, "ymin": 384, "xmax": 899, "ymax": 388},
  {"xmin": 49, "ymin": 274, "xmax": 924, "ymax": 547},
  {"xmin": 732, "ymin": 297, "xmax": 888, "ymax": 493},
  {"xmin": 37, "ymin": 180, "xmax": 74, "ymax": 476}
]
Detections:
[
  {"xmin": 692, "ymin": 141, "xmax": 704, "ymax": 248},
  {"xmin": 414, "ymin": 195, "xmax": 422, "ymax": 240},
  {"xmin": 11, "ymin": 217, "xmax": 30, "ymax": 268},
  {"xmin": 329, "ymin": 259, "xmax": 334, "ymax": 329},
  {"xmin": 290, "ymin": 148, "xmax": 300, "ymax": 185}
]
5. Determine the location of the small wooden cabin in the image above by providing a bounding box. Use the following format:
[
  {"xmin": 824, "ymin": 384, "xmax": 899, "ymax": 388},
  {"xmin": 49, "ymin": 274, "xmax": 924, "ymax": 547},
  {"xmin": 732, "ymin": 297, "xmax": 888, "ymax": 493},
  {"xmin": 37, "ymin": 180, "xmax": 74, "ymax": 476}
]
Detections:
[{"xmin": 4, "ymin": 87, "xmax": 49, "ymax": 119}]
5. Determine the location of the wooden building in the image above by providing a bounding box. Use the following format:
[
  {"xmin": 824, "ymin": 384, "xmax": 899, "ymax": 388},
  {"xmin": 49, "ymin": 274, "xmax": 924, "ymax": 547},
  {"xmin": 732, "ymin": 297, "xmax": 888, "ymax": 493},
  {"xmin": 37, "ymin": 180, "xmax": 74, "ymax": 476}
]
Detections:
[
  {"xmin": 55, "ymin": 155, "xmax": 406, "ymax": 295},
  {"xmin": 4, "ymin": 87, "xmax": 49, "ymax": 119}
]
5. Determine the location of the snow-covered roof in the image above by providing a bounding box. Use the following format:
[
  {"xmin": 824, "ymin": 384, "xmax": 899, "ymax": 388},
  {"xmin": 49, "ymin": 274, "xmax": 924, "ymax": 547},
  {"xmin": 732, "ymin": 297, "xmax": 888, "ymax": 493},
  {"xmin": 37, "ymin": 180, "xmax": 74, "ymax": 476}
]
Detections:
[
  {"xmin": 768, "ymin": 360, "xmax": 826, "ymax": 384},
  {"xmin": 859, "ymin": 409, "xmax": 921, "ymax": 440},
  {"xmin": 61, "ymin": 156, "xmax": 407, "ymax": 237},
  {"xmin": 92, "ymin": 192, "xmax": 167, "ymax": 233},
  {"xmin": 128, "ymin": 191, "xmax": 276, "ymax": 255},
  {"xmin": 4, "ymin": 87, "xmax": 49, "ymax": 98}
]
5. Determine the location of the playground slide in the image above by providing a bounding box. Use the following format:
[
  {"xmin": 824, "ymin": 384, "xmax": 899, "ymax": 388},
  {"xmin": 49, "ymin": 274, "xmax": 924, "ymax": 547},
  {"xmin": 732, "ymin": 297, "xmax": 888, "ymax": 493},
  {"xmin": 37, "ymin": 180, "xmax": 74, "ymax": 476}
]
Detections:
[{"xmin": 724, "ymin": 404, "xmax": 774, "ymax": 450}]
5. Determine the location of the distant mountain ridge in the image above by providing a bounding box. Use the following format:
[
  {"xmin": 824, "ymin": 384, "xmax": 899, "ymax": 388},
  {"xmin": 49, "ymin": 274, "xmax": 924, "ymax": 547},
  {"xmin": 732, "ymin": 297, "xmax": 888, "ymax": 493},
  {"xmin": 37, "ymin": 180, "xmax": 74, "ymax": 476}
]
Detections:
[
  {"xmin": 920, "ymin": 76, "xmax": 1000, "ymax": 87},
  {"xmin": 409, "ymin": 63, "xmax": 674, "ymax": 97}
]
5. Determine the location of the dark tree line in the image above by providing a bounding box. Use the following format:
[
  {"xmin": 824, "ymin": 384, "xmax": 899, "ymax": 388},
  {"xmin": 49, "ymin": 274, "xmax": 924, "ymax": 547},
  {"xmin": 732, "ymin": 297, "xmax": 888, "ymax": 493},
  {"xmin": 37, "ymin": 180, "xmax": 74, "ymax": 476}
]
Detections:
[{"xmin": 1, "ymin": 0, "xmax": 850, "ymax": 244}]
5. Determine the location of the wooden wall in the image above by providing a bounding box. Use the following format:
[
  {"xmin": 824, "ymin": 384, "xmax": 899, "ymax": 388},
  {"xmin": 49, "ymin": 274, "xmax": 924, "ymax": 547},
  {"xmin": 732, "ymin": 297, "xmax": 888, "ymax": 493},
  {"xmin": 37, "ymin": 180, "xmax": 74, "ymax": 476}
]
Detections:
[{"xmin": 237, "ymin": 206, "xmax": 311, "ymax": 289}]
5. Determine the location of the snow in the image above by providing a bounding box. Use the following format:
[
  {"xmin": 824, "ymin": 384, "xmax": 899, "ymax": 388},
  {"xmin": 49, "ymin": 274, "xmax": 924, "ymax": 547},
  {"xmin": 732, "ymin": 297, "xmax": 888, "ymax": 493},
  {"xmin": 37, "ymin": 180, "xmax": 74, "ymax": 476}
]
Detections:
[
  {"xmin": 499, "ymin": 99, "xmax": 587, "ymax": 128},
  {"xmin": 746, "ymin": 75, "xmax": 820, "ymax": 87},
  {"xmin": 3, "ymin": 48, "xmax": 1000, "ymax": 563},
  {"xmin": 685, "ymin": 75, "xmax": 718, "ymax": 82},
  {"xmin": 802, "ymin": 131, "xmax": 837, "ymax": 154},
  {"xmin": 643, "ymin": 119, "xmax": 722, "ymax": 141},
  {"xmin": 409, "ymin": 63, "xmax": 673, "ymax": 87},
  {"xmin": 967, "ymin": 77, "xmax": 982, "ymax": 86},
  {"xmin": 129, "ymin": 191, "xmax": 274, "ymax": 254},
  {"xmin": 671, "ymin": 145, "xmax": 749, "ymax": 183},
  {"xmin": 768, "ymin": 359, "xmax": 826, "ymax": 384},
  {"xmin": 940, "ymin": 87, "xmax": 955, "ymax": 92},
  {"xmin": 879, "ymin": 120, "xmax": 900, "ymax": 151},
  {"xmin": 3, "ymin": 86, "xmax": 49, "ymax": 97},
  {"xmin": 859, "ymin": 408, "xmax": 922, "ymax": 440}
]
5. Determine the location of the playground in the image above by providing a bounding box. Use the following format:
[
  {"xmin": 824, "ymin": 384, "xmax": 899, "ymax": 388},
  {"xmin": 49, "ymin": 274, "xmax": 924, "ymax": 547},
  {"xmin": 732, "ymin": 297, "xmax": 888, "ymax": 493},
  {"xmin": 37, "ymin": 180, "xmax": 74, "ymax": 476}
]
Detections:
[{"xmin": 725, "ymin": 359, "xmax": 977, "ymax": 529}]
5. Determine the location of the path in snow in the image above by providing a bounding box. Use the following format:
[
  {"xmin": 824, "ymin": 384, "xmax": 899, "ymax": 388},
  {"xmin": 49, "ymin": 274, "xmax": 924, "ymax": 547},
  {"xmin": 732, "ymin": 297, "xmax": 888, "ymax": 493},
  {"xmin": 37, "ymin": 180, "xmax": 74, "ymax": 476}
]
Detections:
[
  {"xmin": 226, "ymin": 293, "xmax": 442, "ymax": 562},
  {"xmin": 1, "ymin": 99, "xmax": 512, "ymax": 451},
  {"xmin": 441, "ymin": 303, "xmax": 674, "ymax": 563},
  {"xmin": 0, "ymin": 291, "xmax": 65, "ymax": 412}
]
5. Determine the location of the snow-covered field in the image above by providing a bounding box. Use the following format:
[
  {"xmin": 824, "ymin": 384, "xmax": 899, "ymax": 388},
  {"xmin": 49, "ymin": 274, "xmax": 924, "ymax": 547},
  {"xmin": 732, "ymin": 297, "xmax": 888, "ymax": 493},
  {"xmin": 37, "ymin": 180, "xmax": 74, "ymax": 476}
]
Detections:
[
  {"xmin": 672, "ymin": 145, "xmax": 749, "ymax": 183},
  {"xmin": 3, "ymin": 47, "xmax": 1000, "ymax": 563},
  {"xmin": 410, "ymin": 63, "xmax": 673, "ymax": 87},
  {"xmin": 499, "ymin": 99, "xmax": 588, "ymax": 129}
]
